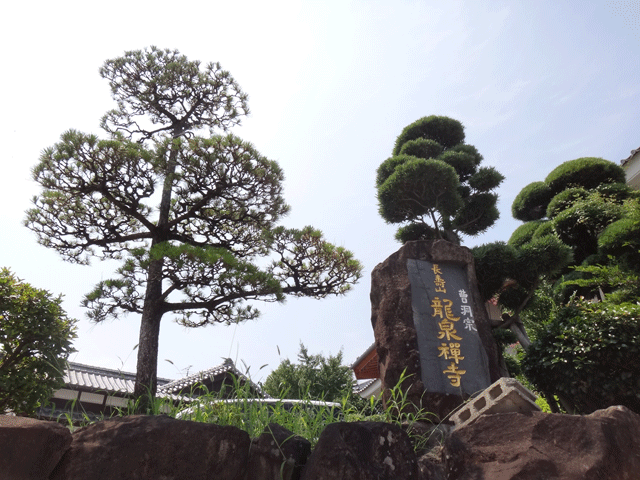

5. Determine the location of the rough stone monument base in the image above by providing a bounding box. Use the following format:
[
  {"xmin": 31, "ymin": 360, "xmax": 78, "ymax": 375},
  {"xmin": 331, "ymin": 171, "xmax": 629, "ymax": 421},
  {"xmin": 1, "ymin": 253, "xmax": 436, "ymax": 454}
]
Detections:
[{"xmin": 370, "ymin": 240, "xmax": 502, "ymax": 422}]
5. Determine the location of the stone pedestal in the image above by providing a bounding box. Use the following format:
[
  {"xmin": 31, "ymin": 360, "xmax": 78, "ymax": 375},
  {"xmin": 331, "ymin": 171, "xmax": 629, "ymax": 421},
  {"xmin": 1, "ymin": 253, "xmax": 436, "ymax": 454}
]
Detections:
[{"xmin": 370, "ymin": 240, "xmax": 502, "ymax": 422}]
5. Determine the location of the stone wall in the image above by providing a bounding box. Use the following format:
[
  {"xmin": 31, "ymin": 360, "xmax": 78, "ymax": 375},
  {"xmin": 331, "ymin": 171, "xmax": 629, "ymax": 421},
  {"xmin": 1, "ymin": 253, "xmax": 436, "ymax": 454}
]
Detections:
[{"xmin": 3, "ymin": 405, "xmax": 640, "ymax": 480}]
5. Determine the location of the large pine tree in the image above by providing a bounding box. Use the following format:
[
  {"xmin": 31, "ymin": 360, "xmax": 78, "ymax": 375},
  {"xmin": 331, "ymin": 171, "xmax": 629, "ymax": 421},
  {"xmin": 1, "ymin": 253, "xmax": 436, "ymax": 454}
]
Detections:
[{"xmin": 26, "ymin": 47, "xmax": 362, "ymax": 403}]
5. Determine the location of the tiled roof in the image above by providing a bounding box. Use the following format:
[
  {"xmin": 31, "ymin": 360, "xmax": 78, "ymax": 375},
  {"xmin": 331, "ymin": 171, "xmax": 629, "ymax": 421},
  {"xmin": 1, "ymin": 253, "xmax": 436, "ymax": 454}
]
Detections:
[
  {"xmin": 158, "ymin": 358, "xmax": 238, "ymax": 394},
  {"xmin": 621, "ymin": 147, "xmax": 640, "ymax": 166},
  {"xmin": 64, "ymin": 362, "xmax": 172, "ymax": 395},
  {"xmin": 157, "ymin": 358, "xmax": 268, "ymax": 397},
  {"xmin": 62, "ymin": 359, "xmax": 265, "ymax": 399},
  {"xmin": 353, "ymin": 378, "xmax": 378, "ymax": 394}
]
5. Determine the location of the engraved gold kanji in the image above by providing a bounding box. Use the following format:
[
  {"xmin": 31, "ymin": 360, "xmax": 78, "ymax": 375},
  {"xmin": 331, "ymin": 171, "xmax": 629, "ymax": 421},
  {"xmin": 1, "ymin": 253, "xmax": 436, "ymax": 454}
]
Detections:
[
  {"xmin": 437, "ymin": 319, "xmax": 462, "ymax": 341},
  {"xmin": 437, "ymin": 342, "xmax": 465, "ymax": 364},
  {"xmin": 443, "ymin": 362, "xmax": 466, "ymax": 387},
  {"xmin": 431, "ymin": 297, "xmax": 444, "ymax": 318},
  {"xmin": 443, "ymin": 298, "xmax": 460, "ymax": 321},
  {"xmin": 434, "ymin": 275, "xmax": 446, "ymax": 293}
]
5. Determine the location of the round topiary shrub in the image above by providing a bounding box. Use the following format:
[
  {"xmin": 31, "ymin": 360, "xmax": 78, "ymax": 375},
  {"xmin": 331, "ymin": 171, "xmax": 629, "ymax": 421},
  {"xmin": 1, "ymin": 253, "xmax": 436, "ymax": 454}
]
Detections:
[
  {"xmin": 398, "ymin": 138, "xmax": 444, "ymax": 160},
  {"xmin": 376, "ymin": 155, "xmax": 414, "ymax": 187},
  {"xmin": 598, "ymin": 216, "xmax": 640, "ymax": 272},
  {"xmin": 392, "ymin": 115, "xmax": 465, "ymax": 155},
  {"xmin": 394, "ymin": 222, "xmax": 440, "ymax": 243},
  {"xmin": 512, "ymin": 181, "xmax": 555, "ymax": 221},
  {"xmin": 508, "ymin": 220, "xmax": 545, "ymax": 247},
  {"xmin": 552, "ymin": 195, "xmax": 623, "ymax": 263},
  {"xmin": 546, "ymin": 187, "xmax": 588, "ymax": 219},
  {"xmin": 472, "ymin": 241, "xmax": 517, "ymax": 301},
  {"xmin": 544, "ymin": 157, "xmax": 626, "ymax": 196},
  {"xmin": 447, "ymin": 143, "xmax": 484, "ymax": 166},
  {"xmin": 438, "ymin": 150, "xmax": 477, "ymax": 181},
  {"xmin": 531, "ymin": 220, "xmax": 555, "ymax": 239},
  {"xmin": 596, "ymin": 182, "xmax": 634, "ymax": 202}
]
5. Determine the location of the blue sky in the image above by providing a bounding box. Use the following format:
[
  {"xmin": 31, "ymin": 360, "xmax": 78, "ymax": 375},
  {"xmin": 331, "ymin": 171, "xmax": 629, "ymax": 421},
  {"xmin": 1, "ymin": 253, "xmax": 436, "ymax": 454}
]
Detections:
[{"xmin": 1, "ymin": 1, "xmax": 639, "ymax": 382}]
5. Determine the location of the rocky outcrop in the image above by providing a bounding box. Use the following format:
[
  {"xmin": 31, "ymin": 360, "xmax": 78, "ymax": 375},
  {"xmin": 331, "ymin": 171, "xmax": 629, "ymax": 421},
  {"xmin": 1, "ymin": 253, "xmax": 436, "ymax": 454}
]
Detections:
[
  {"xmin": 0, "ymin": 415, "xmax": 71, "ymax": 480},
  {"xmin": 370, "ymin": 240, "xmax": 502, "ymax": 421},
  {"xmin": 444, "ymin": 405, "xmax": 640, "ymax": 480},
  {"xmin": 301, "ymin": 421, "xmax": 419, "ymax": 480},
  {"xmin": 50, "ymin": 415, "xmax": 251, "ymax": 480}
]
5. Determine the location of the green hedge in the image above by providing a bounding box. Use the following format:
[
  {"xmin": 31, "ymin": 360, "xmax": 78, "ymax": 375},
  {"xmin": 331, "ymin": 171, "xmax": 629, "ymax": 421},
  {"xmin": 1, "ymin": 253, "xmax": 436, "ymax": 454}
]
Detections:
[{"xmin": 522, "ymin": 302, "xmax": 640, "ymax": 414}]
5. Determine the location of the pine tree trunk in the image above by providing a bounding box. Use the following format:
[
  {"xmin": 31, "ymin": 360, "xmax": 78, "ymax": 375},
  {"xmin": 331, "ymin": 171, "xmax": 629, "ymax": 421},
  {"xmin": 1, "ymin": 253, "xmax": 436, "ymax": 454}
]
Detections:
[
  {"xmin": 133, "ymin": 257, "xmax": 165, "ymax": 405},
  {"xmin": 133, "ymin": 138, "xmax": 180, "ymax": 408}
]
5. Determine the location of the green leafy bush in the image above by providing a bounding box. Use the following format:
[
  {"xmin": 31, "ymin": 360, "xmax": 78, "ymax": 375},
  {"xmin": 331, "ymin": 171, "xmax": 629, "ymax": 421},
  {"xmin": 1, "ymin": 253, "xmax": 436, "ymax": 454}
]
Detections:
[
  {"xmin": 395, "ymin": 223, "xmax": 460, "ymax": 244},
  {"xmin": 262, "ymin": 344, "xmax": 355, "ymax": 403},
  {"xmin": 0, "ymin": 268, "xmax": 77, "ymax": 415},
  {"xmin": 522, "ymin": 301, "xmax": 640, "ymax": 414}
]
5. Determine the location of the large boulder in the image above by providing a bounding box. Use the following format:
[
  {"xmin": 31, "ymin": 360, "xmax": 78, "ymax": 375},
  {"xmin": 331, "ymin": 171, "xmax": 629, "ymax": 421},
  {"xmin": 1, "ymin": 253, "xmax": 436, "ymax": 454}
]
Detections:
[
  {"xmin": 0, "ymin": 415, "xmax": 72, "ymax": 480},
  {"xmin": 50, "ymin": 415, "xmax": 251, "ymax": 480},
  {"xmin": 444, "ymin": 405, "xmax": 640, "ymax": 479},
  {"xmin": 246, "ymin": 423, "xmax": 311, "ymax": 480},
  {"xmin": 370, "ymin": 240, "xmax": 502, "ymax": 421},
  {"xmin": 301, "ymin": 421, "xmax": 419, "ymax": 480}
]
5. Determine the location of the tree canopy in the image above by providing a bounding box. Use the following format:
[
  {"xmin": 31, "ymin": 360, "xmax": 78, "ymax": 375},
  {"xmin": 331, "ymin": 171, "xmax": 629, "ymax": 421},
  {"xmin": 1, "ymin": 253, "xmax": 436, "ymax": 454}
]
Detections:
[
  {"xmin": 0, "ymin": 268, "xmax": 77, "ymax": 415},
  {"xmin": 473, "ymin": 155, "xmax": 640, "ymax": 413},
  {"xmin": 25, "ymin": 47, "xmax": 362, "ymax": 403},
  {"xmin": 262, "ymin": 344, "xmax": 355, "ymax": 403},
  {"xmin": 475, "ymin": 157, "xmax": 634, "ymax": 315},
  {"xmin": 376, "ymin": 116, "xmax": 504, "ymax": 244}
]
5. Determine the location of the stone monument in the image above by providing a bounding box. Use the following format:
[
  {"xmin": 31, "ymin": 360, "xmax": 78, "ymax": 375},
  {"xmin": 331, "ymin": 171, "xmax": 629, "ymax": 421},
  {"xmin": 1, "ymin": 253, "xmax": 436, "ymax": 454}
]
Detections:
[{"xmin": 370, "ymin": 240, "xmax": 502, "ymax": 421}]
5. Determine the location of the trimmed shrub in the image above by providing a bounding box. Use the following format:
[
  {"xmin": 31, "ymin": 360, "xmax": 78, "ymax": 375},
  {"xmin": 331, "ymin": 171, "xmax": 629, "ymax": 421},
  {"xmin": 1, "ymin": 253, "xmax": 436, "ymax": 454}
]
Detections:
[
  {"xmin": 531, "ymin": 220, "xmax": 555, "ymax": 239},
  {"xmin": 377, "ymin": 158, "xmax": 462, "ymax": 223},
  {"xmin": 552, "ymin": 195, "xmax": 623, "ymax": 263},
  {"xmin": 438, "ymin": 150, "xmax": 477, "ymax": 181},
  {"xmin": 508, "ymin": 220, "xmax": 545, "ymax": 248},
  {"xmin": 546, "ymin": 187, "xmax": 588, "ymax": 219},
  {"xmin": 398, "ymin": 138, "xmax": 443, "ymax": 160},
  {"xmin": 448, "ymin": 143, "xmax": 484, "ymax": 166},
  {"xmin": 392, "ymin": 115, "xmax": 465, "ymax": 155},
  {"xmin": 516, "ymin": 235, "xmax": 573, "ymax": 280},
  {"xmin": 544, "ymin": 157, "xmax": 626, "ymax": 196},
  {"xmin": 396, "ymin": 223, "xmax": 443, "ymax": 243},
  {"xmin": 512, "ymin": 181, "xmax": 554, "ymax": 221},
  {"xmin": 452, "ymin": 192, "xmax": 500, "ymax": 236},
  {"xmin": 596, "ymin": 182, "xmax": 635, "ymax": 202},
  {"xmin": 376, "ymin": 155, "xmax": 414, "ymax": 187},
  {"xmin": 468, "ymin": 166, "xmax": 505, "ymax": 192},
  {"xmin": 472, "ymin": 241, "xmax": 517, "ymax": 301},
  {"xmin": 599, "ymin": 216, "xmax": 640, "ymax": 272},
  {"xmin": 522, "ymin": 302, "xmax": 640, "ymax": 414}
]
